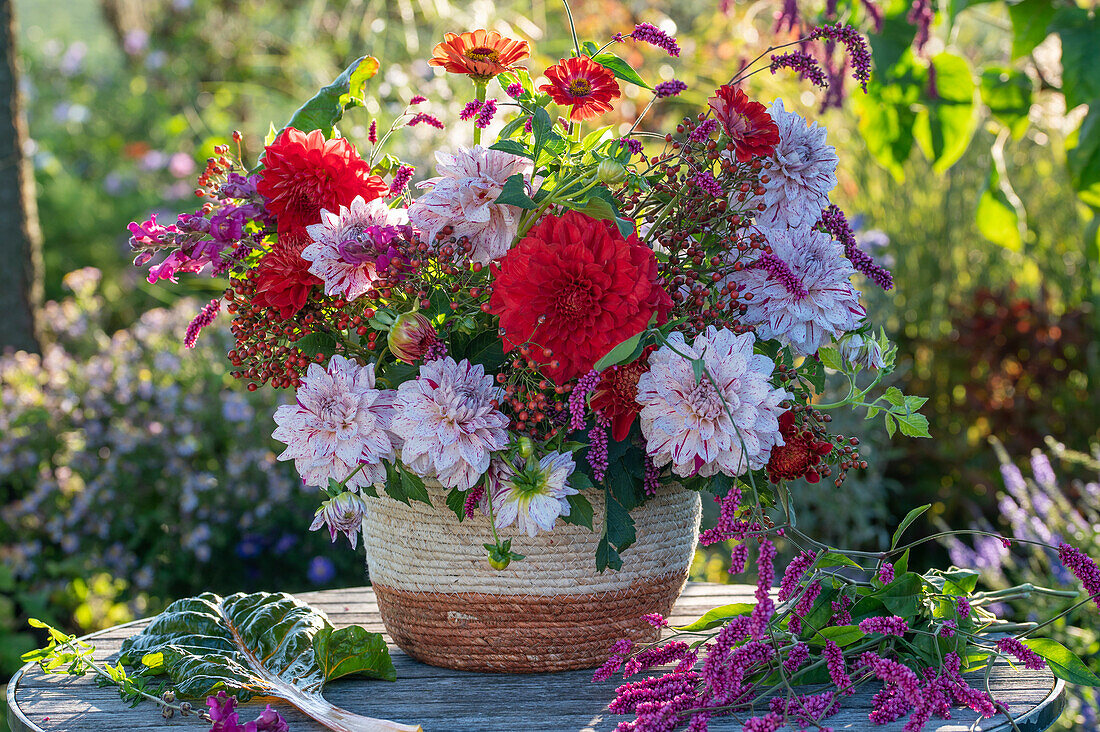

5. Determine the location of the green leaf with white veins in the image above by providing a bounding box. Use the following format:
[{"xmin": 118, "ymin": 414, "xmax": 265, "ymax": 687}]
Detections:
[{"xmin": 117, "ymin": 592, "xmax": 418, "ymax": 731}]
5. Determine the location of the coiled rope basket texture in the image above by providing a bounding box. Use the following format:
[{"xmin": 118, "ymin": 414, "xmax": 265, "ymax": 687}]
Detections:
[{"xmin": 362, "ymin": 480, "xmax": 701, "ymax": 672}]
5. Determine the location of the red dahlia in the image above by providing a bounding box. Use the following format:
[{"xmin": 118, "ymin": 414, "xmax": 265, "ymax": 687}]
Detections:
[
  {"xmin": 590, "ymin": 346, "xmax": 655, "ymax": 442},
  {"xmin": 251, "ymin": 237, "xmax": 322, "ymax": 319},
  {"xmin": 540, "ymin": 57, "xmax": 621, "ymax": 122},
  {"xmin": 707, "ymin": 85, "xmax": 780, "ymax": 162},
  {"xmin": 489, "ymin": 211, "xmax": 671, "ymax": 383},
  {"xmin": 256, "ymin": 127, "xmax": 387, "ymax": 239},
  {"xmin": 766, "ymin": 411, "xmax": 833, "ymax": 484}
]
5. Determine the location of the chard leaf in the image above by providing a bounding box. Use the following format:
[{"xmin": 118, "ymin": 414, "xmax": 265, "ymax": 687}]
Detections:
[{"xmin": 116, "ymin": 592, "xmax": 418, "ymax": 732}]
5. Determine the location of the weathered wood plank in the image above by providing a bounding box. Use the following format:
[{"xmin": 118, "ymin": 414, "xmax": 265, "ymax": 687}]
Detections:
[{"xmin": 8, "ymin": 584, "xmax": 1064, "ymax": 732}]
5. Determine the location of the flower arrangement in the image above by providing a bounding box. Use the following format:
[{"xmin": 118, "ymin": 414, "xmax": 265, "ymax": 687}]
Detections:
[
  {"xmin": 127, "ymin": 14, "xmax": 913, "ymax": 572},
  {"xmin": 124, "ymin": 6, "xmax": 1100, "ymax": 729}
]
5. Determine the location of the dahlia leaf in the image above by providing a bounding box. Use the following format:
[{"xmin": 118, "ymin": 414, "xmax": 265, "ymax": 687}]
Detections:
[
  {"xmin": 594, "ymin": 327, "xmax": 646, "ymax": 371},
  {"xmin": 891, "ymin": 504, "xmax": 931, "ymax": 548},
  {"xmin": 562, "ymin": 494, "xmax": 594, "ymax": 530},
  {"xmin": 444, "ymin": 486, "xmax": 467, "ymax": 521},
  {"xmin": 531, "ymin": 106, "xmax": 556, "ymax": 163},
  {"xmin": 494, "ymin": 173, "xmax": 538, "ymax": 209},
  {"xmin": 591, "ymin": 52, "xmax": 652, "ymax": 90},
  {"xmin": 892, "ymin": 409, "xmax": 931, "ymax": 438},
  {"xmin": 596, "ymin": 534, "xmax": 622, "ymax": 572},
  {"xmin": 489, "ymin": 139, "xmax": 533, "ymax": 160},
  {"xmin": 604, "ymin": 488, "xmax": 636, "ymax": 552},
  {"xmin": 286, "ymin": 55, "xmax": 380, "ymax": 136},
  {"xmin": 1020, "ymin": 638, "xmax": 1100, "ymax": 686},
  {"xmin": 883, "ymin": 387, "xmax": 905, "ymax": 407},
  {"xmin": 817, "ymin": 346, "xmax": 842, "ymax": 372},
  {"xmin": 115, "ymin": 592, "xmax": 418, "ymax": 732}
]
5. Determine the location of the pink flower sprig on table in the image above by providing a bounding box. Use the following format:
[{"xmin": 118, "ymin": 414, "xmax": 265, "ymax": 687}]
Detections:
[
  {"xmin": 858, "ymin": 615, "xmax": 909, "ymax": 637},
  {"xmin": 749, "ymin": 539, "xmax": 777, "ymax": 639},
  {"xmin": 995, "ymin": 637, "xmax": 1046, "ymax": 670},
  {"xmin": 825, "ymin": 641, "xmax": 854, "ymax": 695}
]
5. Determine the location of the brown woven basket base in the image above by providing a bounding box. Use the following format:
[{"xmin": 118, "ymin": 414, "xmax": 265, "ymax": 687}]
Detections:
[{"xmin": 373, "ymin": 570, "xmax": 688, "ymax": 672}]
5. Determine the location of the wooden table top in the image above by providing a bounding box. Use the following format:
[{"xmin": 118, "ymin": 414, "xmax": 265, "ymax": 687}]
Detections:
[{"xmin": 7, "ymin": 583, "xmax": 1065, "ymax": 732}]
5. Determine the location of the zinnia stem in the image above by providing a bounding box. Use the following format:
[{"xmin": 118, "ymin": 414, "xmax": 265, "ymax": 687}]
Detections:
[{"xmin": 473, "ymin": 81, "xmax": 487, "ymax": 146}]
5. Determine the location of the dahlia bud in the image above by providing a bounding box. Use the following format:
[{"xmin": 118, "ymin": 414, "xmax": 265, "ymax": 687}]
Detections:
[
  {"xmin": 597, "ymin": 158, "xmax": 628, "ymax": 185},
  {"xmin": 309, "ymin": 491, "xmax": 367, "ymax": 549},
  {"xmin": 517, "ymin": 436, "xmax": 536, "ymax": 459},
  {"xmin": 387, "ymin": 311, "xmax": 437, "ymax": 363},
  {"xmin": 839, "ymin": 332, "xmax": 886, "ymax": 370}
]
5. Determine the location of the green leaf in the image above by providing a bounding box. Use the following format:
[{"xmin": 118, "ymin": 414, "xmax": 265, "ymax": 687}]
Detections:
[
  {"xmin": 1067, "ymin": 105, "xmax": 1100, "ymax": 208},
  {"xmin": 531, "ymin": 107, "xmax": 556, "ymax": 164},
  {"xmin": 894, "ymin": 548, "xmax": 910, "ymax": 576},
  {"xmin": 608, "ymin": 464, "xmax": 641, "ymax": 511},
  {"xmin": 489, "ymin": 139, "xmax": 533, "ymax": 159},
  {"xmin": 872, "ymin": 572, "xmax": 923, "ymax": 618},
  {"xmin": 883, "ymin": 386, "xmax": 905, "ymax": 407},
  {"xmin": 815, "ymin": 552, "xmax": 863, "ymax": 570},
  {"xmin": 561, "ymin": 494, "xmax": 594, "ymax": 529},
  {"xmin": 818, "ymin": 347, "xmax": 843, "ymax": 372},
  {"xmin": 868, "ymin": 1, "xmax": 919, "ymax": 79},
  {"xmin": 445, "ymin": 487, "xmax": 466, "ymax": 521},
  {"xmin": 1021, "ymin": 638, "xmax": 1100, "ymax": 686},
  {"xmin": 1007, "ymin": 0, "xmax": 1057, "ymax": 60},
  {"xmin": 116, "ymin": 593, "xmax": 413, "ymax": 730},
  {"xmin": 399, "ymin": 470, "xmax": 431, "ymax": 505},
  {"xmin": 494, "ymin": 174, "xmax": 538, "ymax": 209},
  {"xmin": 892, "ymin": 504, "xmax": 931, "ymax": 548},
  {"xmin": 285, "ymin": 56, "xmax": 380, "ymax": 136},
  {"xmin": 591, "ymin": 53, "xmax": 651, "ymax": 90},
  {"xmin": 294, "ymin": 332, "xmax": 338, "ymax": 360},
  {"xmin": 813, "ymin": 624, "xmax": 866, "ymax": 647},
  {"xmin": 605, "ymin": 490, "xmax": 636, "ymax": 552},
  {"xmin": 594, "ymin": 326, "xmax": 646, "ymax": 371},
  {"xmin": 596, "ymin": 535, "xmax": 622, "ymax": 572},
  {"xmin": 947, "ymin": 0, "xmax": 996, "ymax": 26},
  {"xmin": 976, "ymin": 164, "xmax": 1024, "ymax": 251},
  {"xmin": 940, "ymin": 567, "xmax": 980, "ymax": 595},
  {"xmin": 980, "ymin": 67, "xmax": 1031, "ymax": 139},
  {"xmin": 674, "ymin": 603, "xmax": 754, "ymax": 632},
  {"xmin": 913, "ymin": 53, "xmax": 978, "ymax": 173},
  {"xmin": 1051, "ymin": 7, "xmax": 1100, "ymax": 111},
  {"xmin": 313, "ymin": 625, "xmax": 396, "ymax": 682},
  {"xmin": 892, "ymin": 409, "xmax": 931, "ymax": 438}
]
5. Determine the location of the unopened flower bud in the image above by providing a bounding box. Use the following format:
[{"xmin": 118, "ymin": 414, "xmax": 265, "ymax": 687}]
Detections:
[
  {"xmin": 517, "ymin": 436, "xmax": 535, "ymax": 459},
  {"xmin": 309, "ymin": 491, "xmax": 367, "ymax": 549},
  {"xmin": 597, "ymin": 158, "xmax": 628, "ymax": 185},
  {"xmin": 839, "ymin": 333, "xmax": 886, "ymax": 370},
  {"xmin": 387, "ymin": 311, "xmax": 437, "ymax": 363}
]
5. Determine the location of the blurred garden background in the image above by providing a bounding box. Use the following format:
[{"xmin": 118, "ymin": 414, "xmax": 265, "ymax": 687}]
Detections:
[{"xmin": 1, "ymin": 0, "xmax": 1097, "ymax": 729}]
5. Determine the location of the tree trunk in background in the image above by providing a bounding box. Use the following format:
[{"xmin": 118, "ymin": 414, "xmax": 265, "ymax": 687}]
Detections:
[{"xmin": 0, "ymin": 0, "xmax": 42, "ymax": 354}]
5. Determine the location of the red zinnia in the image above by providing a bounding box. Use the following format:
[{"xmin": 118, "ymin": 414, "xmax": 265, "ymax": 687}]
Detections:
[
  {"xmin": 428, "ymin": 29, "xmax": 530, "ymax": 82},
  {"xmin": 707, "ymin": 85, "xmax": 780, "ymax": 162},
  {"xmin": 766, "ymin": 411, "xmax": 833, "ymax": 484},
  {"xmin": 489, "ymin": 211, "xmax": 670, "ymax": 384},
  {"xmin": 540, "ymin": 57, "xmax": 621, "ymax": 122},
  {"xmin": 256, "ymin": 127, "xmax": 387, "ymax": 240},
  {"xmin": 590, "ymin": 346, "xmax": 655, "ymax": 442},
  {"xmin": 251, "ymin": 237, "xmax": 322, "ymax": 319}
]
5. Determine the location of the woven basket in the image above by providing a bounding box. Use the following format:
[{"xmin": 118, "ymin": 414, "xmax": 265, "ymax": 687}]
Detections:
[{"xmin": 361, "ymin": 480, "xmax": 701, "ymax": 672}]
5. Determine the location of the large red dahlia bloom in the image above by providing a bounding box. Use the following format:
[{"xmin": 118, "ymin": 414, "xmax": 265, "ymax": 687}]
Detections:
[
  {"xmin": 766, "ymin": 411, "xmax": 833, "ymax": 484},
  {"xmin": 707, "ymin": 85, "xmax": 780, "ymax": 162},
  {"xmin": 540, "ymin": 57, "xmax": 621, "ymax": 122},
  {"xmin": 252, "ymin": 237, "xmax": 322, "ymax": 319},
  {"xmin": 590, "ymin": 346, "xmax": 655, "ymax": 442},
  {"xmin": 257, "ymin": 127, "xmax": 387, "ymax": 239},
  {"xmin": 489, "ymin": 211, "xmax": 671, "ymax": 384}
]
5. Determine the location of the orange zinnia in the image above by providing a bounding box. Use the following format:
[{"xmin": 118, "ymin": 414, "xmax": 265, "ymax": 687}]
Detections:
[
  {"xmin": 428, "ymin": 29, "xmax": 530, "ymax": 82},
  {"xmin": 539, "ymin": 56, "xmax": 621, "ymax": 122}
]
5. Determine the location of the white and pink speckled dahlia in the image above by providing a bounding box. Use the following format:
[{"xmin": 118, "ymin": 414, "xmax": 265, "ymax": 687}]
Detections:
[
  {"xmin": 636, "ymin": 327, "xmax": 791, "ymax": 478},
  {"xmin": 272, "ymin": 355, "xmax": 396, "ymax": 490},
  {"xmin": 728, "ymin": 226, "xmax": 866, "ymax": 356},
  {"xmin": 753, "ymin": 98, "xmax": 838, "ymax": 230},
  {"xmin": 489, "ymin": 451, "xmax": 579, "ymax": 537},
  {"xmin": 390, "ymin": 356, "xmax": 509, "ymax": 491},
  {"xmin": 408, "ymin": 145, "xmax": 532, "ymax": 264},
  {"xmin": 301, "ymin": 195, "xmax": 410, "ymax": 302}
]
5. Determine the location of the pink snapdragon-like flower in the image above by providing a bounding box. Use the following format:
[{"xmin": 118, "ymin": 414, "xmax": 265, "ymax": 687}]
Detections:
[
  {"xmin": 636, "ymin": 327, "xmax": 791, "ymax": 478},
  {"xmin": 390, "ymin": 357, "xmax": 509, "ymax": 491},
  {"xmin": 488, "ymin": 451, "xmax": 579, "ymax": 537},
  {"xmin": 301, "ymin": 196, "xmax": 411, "ymax": 302},
  {"xmin": 727, "ymin": 226, "xmax": 865, "ymax": 356},
  {"xmin": 753, "ymin": 98, "xmax": 838, "ymax": 229},
  {"xmin": 272, "ymin": 355, "xmax": 396, "ymax": 490},
  {"xmin": 408, "ymin": 146, "xmax": 533, "ymax": 264}
]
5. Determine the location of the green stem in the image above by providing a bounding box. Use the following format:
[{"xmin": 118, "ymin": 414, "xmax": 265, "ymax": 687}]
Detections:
[
  {"xmin": 561, "ymin": 0, "xmax": 581, "ymax": 57},
  {"xmin": 473, "ymin": 81, "xmax": 487, "ymax": 146}
]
